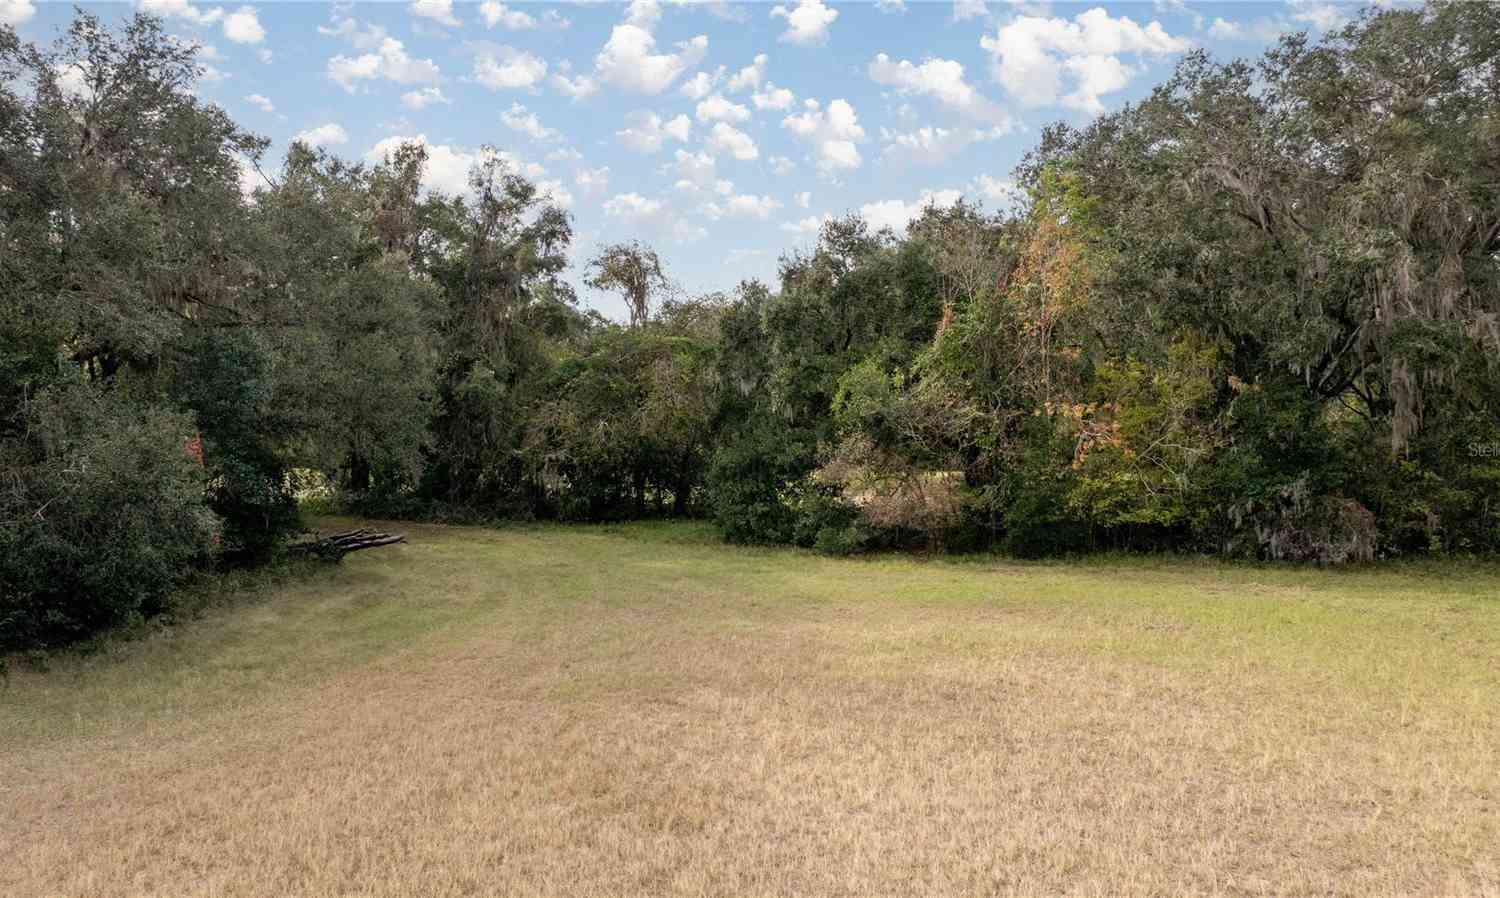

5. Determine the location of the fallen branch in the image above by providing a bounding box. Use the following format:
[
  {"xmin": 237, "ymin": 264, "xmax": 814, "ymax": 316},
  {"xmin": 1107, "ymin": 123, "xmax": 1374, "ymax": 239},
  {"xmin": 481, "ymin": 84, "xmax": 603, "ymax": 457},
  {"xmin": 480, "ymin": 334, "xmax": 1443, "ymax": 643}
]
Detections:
[{"xmin": 289, "ymin": 528, "xmax": 406, "ymax": 563}]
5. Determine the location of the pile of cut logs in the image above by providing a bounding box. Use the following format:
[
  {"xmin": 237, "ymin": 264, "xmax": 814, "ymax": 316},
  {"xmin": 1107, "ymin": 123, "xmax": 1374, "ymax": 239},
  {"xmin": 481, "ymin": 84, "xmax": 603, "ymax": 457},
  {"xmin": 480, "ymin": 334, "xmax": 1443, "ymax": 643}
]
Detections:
[{"xmin": 288, "ymin": 528, "xmax": 406, "ymax": 563}]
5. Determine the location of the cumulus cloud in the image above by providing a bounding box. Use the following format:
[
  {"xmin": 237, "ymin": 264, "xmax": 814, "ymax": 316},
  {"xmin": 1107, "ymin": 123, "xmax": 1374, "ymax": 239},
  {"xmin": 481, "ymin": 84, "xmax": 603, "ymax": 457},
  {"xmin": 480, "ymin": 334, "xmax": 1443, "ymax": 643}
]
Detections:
[
  {"xmin": 696, "ymin": 94, "xmax": 750, "ymax": 123},
  {"xmin": 410, "ymin": 0, "xmax": 460, "ymax": 27},
  {"xmin": 294, "ymin": 123, "xmax": 349, "ymax": 148},
  {"xmin": 880, "ymin": 125, "xmax": 1008, "ymax": 165},
  {"xmin": 575, "ymin": 166, "xmax": 610, "ymax": 198},
  {"xmin": 1288, "ymin": 0, "xmax": 1347, "ymax": 32},
  {"xmin": 617, "ymin": 111, "xmax": 693, "ymax": 153},
  {"xmin": 782, "ymin": 98, "xmax": 865, "ymax": 173},
  {"xmin": 794, "ymin": 191, "xmax": 811, "ymax": 208},
  {"xmin": 980, "ymin": 8, "xmax": 1190, "ymax": 114},
  {"xmin": 771, "ymin": 0, "xmax": 837, "ymax": 46},
  {"xmin": 970, "ymin": 173, "xmax": 1020, "ymax": 208},
  {"xmin": 139, "ymin": 0, "xmax": 220, "ymax": 26},
  {"xmin": 401, "ymin": 87, "xmax": 451, "ymax": 110},
  {"xmin": 868, "ymin": 53, "xmax": 1013, "ymax": 127},
  {"xmin": 478, "ymin": 1, "xmax": 535, "ymax": 29},
  {"xmin": 244, "ymin": 93, "xmax": 274, "ymax": 113},
  {"xmin": 328, "ymin": 37, "xmax": 441, "ymax": 92},
  {"xmin": 473, "ymin": 46, "xmax": 547, "ymax": 90},
  {"xmin": 752, "ymin": 83, "xmax": 796, "ymax": 111},
  {"xmin": 367, "ymin": 135, "xmax": 543, "ymax": 196},
  {"xmin": 601, "ymin": 191, "xmax": 707, "ymax": 243},
  {"xmin": 679, "ymin": 68, "xmax": 724, "ymax": 100},
  {"xmin": 594, "ymin": 4, "xmax": 708, "ymax": 95},
  {"xmin": 705, "ymin": 121, "xmax": 758, "ymax": 161},
  {"xmin": 769, "ymin": 155, "xmax": 797, "ymax": 175},
  {"xmin": 670, "ymin": 149, "xmax": 730, "ymax": 193},
  {"xmin": 501, "ymin": 103, "xmax": 558, "ymax": 141},
  {"xmin": 535, "ymin": 178, "xmax": 573, "ymax": 209},
  {"xmin": 781, "ymin": 214, "xmax": 828, "ymax": 235},
  {"xmin": 551, "ymin": 67, "xmax": 600, "ymax": 100},
  {"xmin": 222, "ymin": 6, "xmax": 265, "ymax": 43},
  {"xmin": 952, "ymin": 0, "xmax": 987, "ymax": 22},
  {"xmin": 0, "ymin": 0, "xmax": 34, "ymax": 24},
  {"xmin": 727, "ymin": 54, "xmax": 768, "ymax": 92},
  {"xmin": 604, "ymin": 192, "xmax": 664, "ymax": 221},
  {"xmin": 860, "ymin": 189, "xmax": 963, "ymax": 234},
  {"xmin": 702, "ymin": 193, "xmax": 782, "ymax": 220}
]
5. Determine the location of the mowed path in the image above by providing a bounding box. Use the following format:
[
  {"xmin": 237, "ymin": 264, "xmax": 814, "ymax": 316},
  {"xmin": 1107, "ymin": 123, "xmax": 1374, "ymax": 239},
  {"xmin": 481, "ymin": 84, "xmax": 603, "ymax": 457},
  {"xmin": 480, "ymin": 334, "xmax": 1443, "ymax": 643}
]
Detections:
[{"xmin": 3, "ymin": 521, "xmax": 1498, "ymax": 897}]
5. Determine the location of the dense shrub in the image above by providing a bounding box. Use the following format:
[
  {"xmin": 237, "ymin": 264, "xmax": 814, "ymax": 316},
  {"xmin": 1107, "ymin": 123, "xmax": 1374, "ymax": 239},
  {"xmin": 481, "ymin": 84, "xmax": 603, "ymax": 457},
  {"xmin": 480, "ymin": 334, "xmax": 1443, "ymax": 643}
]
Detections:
[{"xmin": 0, "ymin": 387, "xmax": 220, "ymax": 649}]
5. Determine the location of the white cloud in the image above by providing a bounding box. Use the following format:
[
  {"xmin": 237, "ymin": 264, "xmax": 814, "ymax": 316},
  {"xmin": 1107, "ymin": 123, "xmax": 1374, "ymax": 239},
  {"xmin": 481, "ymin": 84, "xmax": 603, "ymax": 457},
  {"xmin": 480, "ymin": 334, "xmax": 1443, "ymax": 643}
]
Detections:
[
  {"xmin": 953, "ymin": 0, "xmax": 987, "ymax": 22},
  {"xmin": 1288, "ymin": 0, "xmax": 1346, "ymax": 31},
  {"xmin": 881, "ymin": 125, "xmax": 1007, "ymax": 165},
  {"xmin": 244, "ymin": 93, "xmax": 274, "ymax": 113},
  {"xmin": 401, "ymin": 87, "xmax": 451, "ymax": 110},
  {"xmin": 679, "ymin": 68, "xmax": 724, "ymax": 100},
  {"xmin": 328, "ymin": 37, "xmax": 441, "ymax": 92},
  {"xmin": 235, "ymin": 155, "xmax": 266, "ymax": 198},
  {"xmin": 868, "ymin": 53, "xmax": 1013, "ymax": 127},
  {"xmin": 782, "ymin": 98, "xmax": 865, "ymax": 173},
  {"xmin": 222, "ymin": 6, "xmax": 265, "ymax": 44},
  {"xmin": 501, "ymin": 102, "xmax": 558, "ymax": 140},
  {"xmin": 1062, "ymin": 53, "xmax": 1133, "ymax": 114},
  {"xmin": 139, "ymin": 0, "xmax": 221, "ymax": 27},
  {"xmin": 594, "ymin": 5, "xmax": 709, "ymax": 95},
  {"xmin": 781, "ymin": 214, "xmax": 828, "ymax": 235},
  {"xmin": 410, "ymin": 0, "xmax": 460, "ymax": 26},
  {"xmin": 769, "ymin": 155, "xmax": 797, "ymax": 175},
  {"xmin": 771, "ymin": 0, "xmax": 837, "ymax": 46},
  {"xmin": 727, "ymin": 54, "xmax": 768, "ymax": 92},
  {"xmin": 876, "ymin": 0, "xmax": 905, "ymax": 13},
  {"xmin": 860, "ymin": 189, "xmax": 963, "ymax": 234},
  {"xmin": 599, "ymin": 28, "xmax": 709, "ymax": 95},
  {"xmin": 256, "ymin": 48, "xmax": 273, "ymax": 64},
  {"xmin": 294, "ymin": 123, "xmax": 349, "ymax": 148},
  {"xmin": 576, "ymin": 166, "xmax": 610, "ymax": 198},
  {"xmin": 617, "ymin": 111, "xmax": 692, "ymax": 153},
  {"xmin": 318, "ymin": 16, "xmax": 387, "ymax": 50},
  {"xmin": 473, "ymin": 46, "xmax": 547, "ymax": 90},
  {"xmin": 625, "ymin": 0, "xmax": 662, "ymax": 27},
  {"xmin": 551, "ymin": 68, "xmax": 599, "ymax": 100},
  {"xmin": 703, "ymin": 193, "xmax": 782, "ymax": 220},
  {"xmin": 604, "ymin": 192, "xmax": 706, "ymax": 244},
  {"xmin": 367, "ymin": 135, "xmax": 542, "ymax": 196},
  {"xmin": 794, "ymin": 191, "xmax": 811, "ymax": 208},
  {"xmin": 1207, "ymin": 17, "xmax": 1242, "ymax": 39},
  {"xmin": 668, "ymin": 0, "xmax": 746, "ymax": 20},
  {"xmin": 981, "ymin": 8, "xmax": 1190, "ymax": 113},
  {"xmin": 536, "ymin": 178, "xmax": 573, "ymax": 209},
  {"xmin": 547, "ymin": 147, "xmax": 583, "ymax": 162},
  {"xmin": 752, "ymin": 83, "xmax": 796, "ymax": 111},
  {"xmin": 970, "ymin": 173, "xmax": 1020, "ymax": 207},
  {"xmin": 478, "ymin": 1, "xmax": 535, "ymax": 29},
  {"xmin": 603, "ymin": 192, "xmax": 664, "ymax": 220},
  {"xmin": 196, "ymin": 61, "xmax": 228, "ymax": 83},
  {"xmin": 670, "ymin": 149, "xmax": 729, "ymax": 193},
  {"xmin": 705, "ymin": 121, "xmax": 758, "ymax": 161},
  {"xmin": 696, "ymin": 94, "xmax": 750, "ymax": 123}
]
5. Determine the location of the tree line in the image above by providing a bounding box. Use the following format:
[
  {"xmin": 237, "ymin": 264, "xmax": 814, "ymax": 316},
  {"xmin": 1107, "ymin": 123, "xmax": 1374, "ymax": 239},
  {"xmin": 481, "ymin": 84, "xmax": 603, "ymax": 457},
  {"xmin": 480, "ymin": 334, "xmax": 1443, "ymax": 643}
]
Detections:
[{"xmin": 3, "ymin": 3, "xmax": 1498, "ymax": 649}]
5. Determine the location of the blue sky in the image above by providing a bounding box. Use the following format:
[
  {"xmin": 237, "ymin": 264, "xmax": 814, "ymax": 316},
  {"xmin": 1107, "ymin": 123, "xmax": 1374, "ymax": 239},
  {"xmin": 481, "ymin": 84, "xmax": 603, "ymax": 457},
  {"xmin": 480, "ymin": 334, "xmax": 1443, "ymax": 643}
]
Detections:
[{"xmin": 4, "ymin": 0, "xmax": 1364, "ymax": 319}]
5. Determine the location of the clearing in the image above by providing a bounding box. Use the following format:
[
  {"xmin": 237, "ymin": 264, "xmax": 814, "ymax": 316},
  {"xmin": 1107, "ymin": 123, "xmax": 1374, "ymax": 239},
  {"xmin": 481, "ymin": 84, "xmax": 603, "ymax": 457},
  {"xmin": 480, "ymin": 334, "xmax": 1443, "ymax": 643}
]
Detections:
[{"xmin": 3, "ymin": 520, "xmax": 1498, "ymax": 897}]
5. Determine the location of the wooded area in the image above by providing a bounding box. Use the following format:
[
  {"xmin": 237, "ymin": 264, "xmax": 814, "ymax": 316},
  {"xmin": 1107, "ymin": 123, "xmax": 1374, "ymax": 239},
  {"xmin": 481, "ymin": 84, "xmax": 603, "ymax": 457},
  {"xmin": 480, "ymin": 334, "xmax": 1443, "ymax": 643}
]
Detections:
[{"xmin": 2, "ymin": 3, "xmax": 1498, "ymax": 649}]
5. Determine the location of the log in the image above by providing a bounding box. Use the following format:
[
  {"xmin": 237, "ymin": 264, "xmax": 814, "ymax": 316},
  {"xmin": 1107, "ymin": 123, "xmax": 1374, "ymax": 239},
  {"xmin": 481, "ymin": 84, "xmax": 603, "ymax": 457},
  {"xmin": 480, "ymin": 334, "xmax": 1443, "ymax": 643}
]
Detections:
[{"xmin": 289, "ymin": 528, "xmax": 406, "ymax": 563}]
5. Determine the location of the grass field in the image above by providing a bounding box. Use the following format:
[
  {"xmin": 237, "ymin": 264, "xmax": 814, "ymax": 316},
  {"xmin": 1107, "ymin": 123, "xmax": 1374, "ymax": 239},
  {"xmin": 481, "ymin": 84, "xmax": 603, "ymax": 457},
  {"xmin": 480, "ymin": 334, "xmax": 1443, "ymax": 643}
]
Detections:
[{"xmin": 3, "ymin": 519, "xmax": 1498, "ymax": 897}]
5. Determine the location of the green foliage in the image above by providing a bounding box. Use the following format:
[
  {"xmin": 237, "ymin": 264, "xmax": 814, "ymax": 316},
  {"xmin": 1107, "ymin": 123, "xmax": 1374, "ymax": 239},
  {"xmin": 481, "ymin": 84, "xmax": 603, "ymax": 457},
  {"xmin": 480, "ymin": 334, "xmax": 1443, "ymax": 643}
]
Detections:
[{"xmin": 0, "ymin": 387, "xmax": 219, "ymax": 649}]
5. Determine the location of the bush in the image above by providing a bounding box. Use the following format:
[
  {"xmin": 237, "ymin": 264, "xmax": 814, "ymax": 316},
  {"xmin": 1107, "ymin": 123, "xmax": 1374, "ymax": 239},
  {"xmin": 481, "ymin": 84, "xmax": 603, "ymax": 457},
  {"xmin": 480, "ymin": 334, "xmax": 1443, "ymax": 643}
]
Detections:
[{"xmin": 0, "ymin": 387, "xmax": 220, "ymax": 649}]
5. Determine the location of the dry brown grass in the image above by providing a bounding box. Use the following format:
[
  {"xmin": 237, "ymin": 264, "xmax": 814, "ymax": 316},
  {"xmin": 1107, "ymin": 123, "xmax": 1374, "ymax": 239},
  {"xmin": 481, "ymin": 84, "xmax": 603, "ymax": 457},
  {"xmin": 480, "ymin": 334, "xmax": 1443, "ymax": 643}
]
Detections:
[{"xmin": 2, "ymin": 520, "xmax": 1498, "ymax": 897}]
